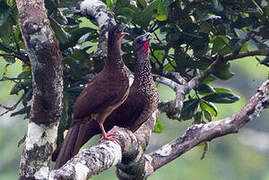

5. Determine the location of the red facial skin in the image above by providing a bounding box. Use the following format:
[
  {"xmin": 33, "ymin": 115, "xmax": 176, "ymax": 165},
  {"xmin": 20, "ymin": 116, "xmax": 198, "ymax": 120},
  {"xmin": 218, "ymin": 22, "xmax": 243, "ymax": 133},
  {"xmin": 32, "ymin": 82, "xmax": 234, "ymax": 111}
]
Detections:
[{"xmin": 142, "ymin": 41, "xmax": 149, "ymax": 53}]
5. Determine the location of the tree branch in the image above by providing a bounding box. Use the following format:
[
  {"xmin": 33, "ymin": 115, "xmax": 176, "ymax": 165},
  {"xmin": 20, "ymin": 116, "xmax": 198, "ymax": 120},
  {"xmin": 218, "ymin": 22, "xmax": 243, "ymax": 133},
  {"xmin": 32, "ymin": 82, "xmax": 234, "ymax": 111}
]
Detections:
[
  {"xmin": 49, "ymin": 111, "xmax": 158, "ymax": 179},
  {"xmin": 80, "ymin": 0, "xmax": 116, "ymax": 56},
  {"xmin": 0, "ymin": 93, "xmax": 25, "ymax": 117},
  {"xmin": 144, "ymin": 79, "xmax": 269, "ymax": 176},
  {"xmin": 16, "ymin": 0, "xmax": 63, "ymax": 179},
  {"xmin": 223, "ymin": 48, "xmax": 269, "ymax": 62}
]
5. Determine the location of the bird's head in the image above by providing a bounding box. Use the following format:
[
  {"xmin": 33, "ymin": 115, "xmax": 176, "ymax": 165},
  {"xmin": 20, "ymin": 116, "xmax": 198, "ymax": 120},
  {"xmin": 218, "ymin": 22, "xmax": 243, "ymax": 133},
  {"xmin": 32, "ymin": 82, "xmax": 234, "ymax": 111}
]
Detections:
[
  {"xmin": 133, "ymin": 33, "xmax": 151, "ymax": 54},
  {"xmin": 108, "ymin": 24, "xmax": 126, "ymax": 45}
]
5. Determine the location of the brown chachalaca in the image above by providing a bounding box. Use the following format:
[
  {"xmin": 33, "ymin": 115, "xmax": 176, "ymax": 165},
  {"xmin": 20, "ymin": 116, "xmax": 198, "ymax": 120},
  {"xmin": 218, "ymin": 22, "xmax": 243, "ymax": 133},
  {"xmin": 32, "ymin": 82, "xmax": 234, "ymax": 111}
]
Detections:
[{"xmin": 54, "ymin": 24, "xmax": 131, "ymax": 169}]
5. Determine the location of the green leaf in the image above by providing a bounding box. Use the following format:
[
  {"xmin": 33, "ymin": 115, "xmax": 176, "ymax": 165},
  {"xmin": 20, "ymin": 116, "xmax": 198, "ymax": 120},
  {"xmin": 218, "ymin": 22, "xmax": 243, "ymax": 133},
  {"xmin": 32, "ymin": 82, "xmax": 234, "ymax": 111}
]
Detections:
[
  {"xmin": 156, "ymin": 0, "xmax": 167, "ymax": 21},
  {"xmin": 0, "ymin": 3, "xmax": 10, "ymax": 26},
  {"xmin": 133, "ymin": 0, "xmax": 160, "ymax": 27},
  {"xmin": 153, "ymin": 50, "xmax": 165, "ymax": 62},
  {"xmin": 6, "ymin": 0, "xmax": 14, "ymax": 6},
  {"xmin": 77, "ymin": 33, "xmax": 94, "ymax": 44},
  {"xmin": 214, "ymin": 88, "xmax": 231, "ymax": 93},
  {"xmin": 50, "ymin": 18, "xmax": 71, "ymax": 45},
  {"xmin": 106, "ymin": 0, "xmax": 113, "ymax": 9},
  {"xmin": 234, "ymin": 28, "xmax": 247, "ymax": 39},
  {"xmin": 117, "ymin": 7, "xmax": 135, "ymax": 23},
  {"xmin": 181, "ymin": 99, "xmax": 200, "ymax": 120},
  {"xmin": 203, "ymin": 110, "xmax": 212, "ymax": 122},
  {"xmin": 156, "ymin": 14, "xmax": 167, "ymax": 21},
  {"xmin": 200, "ymin": 101, "xmax": 217, "ymax": 116},
  {"xmin": 3, "ymin": 64, "xmax": 10, "ymax": 77},
  {"xmin": 194, "ymin": 111, "xmax": 203, "ymax": 124},
  {"xmin": 10, "ymin": 79, "xmax": 32, "ymax": 95},
  {"xmin": 196, "ymin": 84, "xmax": 215, "ymax": 94},
  {"xmin": 202, "ymin": 92, "xmax": 240, "ymax": 104},
  {"xmin": 211, "ymin": 36, "xmax": 231, "ymax": 55},
  {"xmin": 202, "ymin": 76, "xmax": 216, "ymax": 84},
  {"xmin": 137, "ymin": 0, "xmax": 147, "ymax": 8},
  {"xmin": 213, "ymin": 0, "xmax": 224, "ymax": 12},
  {"xmin": 153, "ymin": 113, "xmax": 163, "ymax": 133},
  {"xmin": 212, "ymin": 62, "xmax": 234, "ymax": 80},
  {"xmin": 3, "ymin": 55, "xmax": 16, "ymax": 64},
  {"xmin": 18, "ymin": 70, "xmax": 31, "ymax": 79}
]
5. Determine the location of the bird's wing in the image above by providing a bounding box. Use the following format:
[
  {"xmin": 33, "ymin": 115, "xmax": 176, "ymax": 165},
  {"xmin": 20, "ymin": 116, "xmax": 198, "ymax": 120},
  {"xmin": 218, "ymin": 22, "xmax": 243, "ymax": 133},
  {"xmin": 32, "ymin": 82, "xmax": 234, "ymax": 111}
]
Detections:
[
  {"xmin": 130, "ymin": 104, "xmax": 154, "ymax": 132},
  {"xmin": 72, "ymin": 78, "xmax": 129, "ymax": 120}
]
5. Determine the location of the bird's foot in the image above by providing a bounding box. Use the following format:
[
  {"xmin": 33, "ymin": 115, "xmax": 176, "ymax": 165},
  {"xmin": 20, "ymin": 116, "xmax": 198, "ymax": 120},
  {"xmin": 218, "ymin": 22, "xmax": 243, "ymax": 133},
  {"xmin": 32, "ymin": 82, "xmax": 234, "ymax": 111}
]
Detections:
[{"xmin": 100, "ymin": 131, "xmax": 120, "ymax": 144}]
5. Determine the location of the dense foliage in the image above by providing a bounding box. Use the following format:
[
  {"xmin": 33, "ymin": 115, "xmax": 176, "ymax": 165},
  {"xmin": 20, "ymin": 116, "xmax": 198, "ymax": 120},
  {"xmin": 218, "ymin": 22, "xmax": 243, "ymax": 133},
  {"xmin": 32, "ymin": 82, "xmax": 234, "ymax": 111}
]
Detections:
[{"xmin": 0, "ymin": 0, "xmax": 268, "ymax": 145}]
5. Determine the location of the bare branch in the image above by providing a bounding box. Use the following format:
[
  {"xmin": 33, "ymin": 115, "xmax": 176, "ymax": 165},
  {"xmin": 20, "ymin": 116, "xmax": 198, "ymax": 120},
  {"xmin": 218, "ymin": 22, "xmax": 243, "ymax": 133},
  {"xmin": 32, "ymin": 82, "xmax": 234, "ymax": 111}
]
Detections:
[
  {"xmin": 0, "ymin": 77, "xmax": 26, "ymax": 82},
  {"xmin": 144, "ymin": 79, "xmax": 269, "ymax": 176},
  {"xmin": 0, "ymin": 94, "xmax": 24, "ymax": 117},
  {"xmin": 223, "ymin": 48, "xmax": 269, "ymax": 62}
]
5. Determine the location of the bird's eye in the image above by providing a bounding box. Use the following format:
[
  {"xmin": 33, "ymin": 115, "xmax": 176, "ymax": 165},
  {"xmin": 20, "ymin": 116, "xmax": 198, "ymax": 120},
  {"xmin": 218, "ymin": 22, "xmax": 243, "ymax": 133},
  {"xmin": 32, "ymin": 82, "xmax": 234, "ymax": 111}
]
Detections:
[{"xmin": 137, "ymin": 38, "xmax": 143, "ymax": 43}]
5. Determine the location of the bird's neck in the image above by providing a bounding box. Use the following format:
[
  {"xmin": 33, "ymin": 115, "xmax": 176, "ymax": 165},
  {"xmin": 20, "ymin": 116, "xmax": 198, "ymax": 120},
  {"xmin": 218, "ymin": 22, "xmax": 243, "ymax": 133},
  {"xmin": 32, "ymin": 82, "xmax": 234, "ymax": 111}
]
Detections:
[
  {"xmin": 105, "ymin": 40, "xmax": 124, "ymax": 71},
  {"xmin": 134, "ymin": 52, "xmax": 152, "ymax": 83}
]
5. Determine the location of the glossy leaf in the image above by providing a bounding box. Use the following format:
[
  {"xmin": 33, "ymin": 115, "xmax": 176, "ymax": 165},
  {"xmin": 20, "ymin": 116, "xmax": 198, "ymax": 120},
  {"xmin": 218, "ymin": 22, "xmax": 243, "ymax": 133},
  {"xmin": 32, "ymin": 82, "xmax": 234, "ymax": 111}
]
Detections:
[
  {"xmin": 194, "ymin": 111, "xmax": 203, "ymax": 124},
  {"xmin": 106, "ymin": 0, "xmax": 113, "ymax": 9},
  {"xmin": 212, "ymin": 62, "xmax": 234, "ymax": 80},
  {"xmin": 181, "ymin": 99, "xmax": 200, "ymax": 120},
  {"xmin": 137, "ymin": 0, "xmax": 147, "ymax": 8},
  {"xmin": 196, "ymin": 84, "xmax": 215, "ymax": 94},
  {"xmin": 211, "ymin": 36, "xmax": 231, "ymax": 55},
  {"xmin": 202, "ymin": 76, "xmax": 216, "ymax": 84},
  {"xmin": 202, "ymin": 92, "xmax": 240, "ymax": 104},
  {"xmin": 203, "ymin": 110, "xmax": 212, "ymax": 122},
  {"xmin": 214, "ymin": 88, "xmax": 231, "ymax": 93},
  {"xmin": 200, "ymin": 101, "xmax": 217, "ymax": 116}
]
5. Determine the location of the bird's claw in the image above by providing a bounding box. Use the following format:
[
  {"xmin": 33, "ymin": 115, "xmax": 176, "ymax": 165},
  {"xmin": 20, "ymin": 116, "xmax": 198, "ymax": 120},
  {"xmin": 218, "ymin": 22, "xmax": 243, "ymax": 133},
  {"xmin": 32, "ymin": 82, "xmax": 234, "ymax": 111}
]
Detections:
[{"xmin": 99, "ymin": 131, "xmax": 120, "ymax": 144}]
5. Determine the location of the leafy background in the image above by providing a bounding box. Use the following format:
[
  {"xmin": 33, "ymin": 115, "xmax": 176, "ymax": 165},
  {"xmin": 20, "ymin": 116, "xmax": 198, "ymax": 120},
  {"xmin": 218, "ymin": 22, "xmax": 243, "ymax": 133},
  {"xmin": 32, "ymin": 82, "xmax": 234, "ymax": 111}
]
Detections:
[
  {"xmin": 0, "ymin": 0, "xmax": 269, "ymax": 179},
  {"xmin": 1, "ymin": 57, "xmax": 268, "ymax": 180}
]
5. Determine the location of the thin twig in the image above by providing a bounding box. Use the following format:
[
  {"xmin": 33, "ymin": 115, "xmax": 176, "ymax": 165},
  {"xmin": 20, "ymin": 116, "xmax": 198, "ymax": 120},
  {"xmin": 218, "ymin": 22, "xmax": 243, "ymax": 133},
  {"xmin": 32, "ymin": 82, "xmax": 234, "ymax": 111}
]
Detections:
[
  {"xmin": 0, "ymin": 94, "xmax": 25, "ymax": 116},
  {"xmin": 0, "ymin": 77, "xmax": 26, "ymax": 82}
]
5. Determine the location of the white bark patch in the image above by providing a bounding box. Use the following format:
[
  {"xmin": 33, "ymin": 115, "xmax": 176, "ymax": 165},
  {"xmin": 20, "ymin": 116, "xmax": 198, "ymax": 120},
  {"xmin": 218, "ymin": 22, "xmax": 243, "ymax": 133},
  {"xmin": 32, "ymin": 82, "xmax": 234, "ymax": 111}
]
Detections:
[
  {"xmin": 34, "ymin": 166, "xmax": 49, "ymax": 180},
  {"xmin": 154, "ymin": 144, "xmax": 172, "ymax": 157},
  {"xmin": 98, "ymin": 141, "xmax": 122, "ymax": 166},
  {"xmin": 75, "ymin": 163, "xmax": 89, "ymax": 180},
  {"xmin": 144, "ymin": 155, "xmax": 154, "ymax": 177},
  {"xmin": 249, "ymin": 93, "xmax": 269, "ymax": 120},
  {"xmin": 80, "ymin": 0, "xmax": 116, "ymax": 28},
  {"xmin": 26, "ymin": 121, "xmax": 58, "ymax": 150},
  {"xmin": 30, "ymin": 26, "xmax": 50, "ymax": 51}
]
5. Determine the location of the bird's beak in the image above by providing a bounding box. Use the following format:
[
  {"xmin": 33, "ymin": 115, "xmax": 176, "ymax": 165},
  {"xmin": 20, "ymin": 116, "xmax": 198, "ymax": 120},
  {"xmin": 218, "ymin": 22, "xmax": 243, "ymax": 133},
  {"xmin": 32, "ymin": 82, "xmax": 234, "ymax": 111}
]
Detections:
[
  {"xmin": 119, "ymin": 24, "xmax": 128, "ymax": 38},
  {"xmin": 143, "ymin": 33, "xmax": 151, "ymax": 42}
]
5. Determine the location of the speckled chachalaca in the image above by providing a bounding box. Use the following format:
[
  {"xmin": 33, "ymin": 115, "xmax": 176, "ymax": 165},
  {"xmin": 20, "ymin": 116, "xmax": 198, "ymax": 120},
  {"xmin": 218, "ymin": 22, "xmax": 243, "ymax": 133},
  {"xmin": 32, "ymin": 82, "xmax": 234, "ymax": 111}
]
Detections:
[{"xmin": 54, "ymin": 24, "xmax": 131, "ymax": 169}]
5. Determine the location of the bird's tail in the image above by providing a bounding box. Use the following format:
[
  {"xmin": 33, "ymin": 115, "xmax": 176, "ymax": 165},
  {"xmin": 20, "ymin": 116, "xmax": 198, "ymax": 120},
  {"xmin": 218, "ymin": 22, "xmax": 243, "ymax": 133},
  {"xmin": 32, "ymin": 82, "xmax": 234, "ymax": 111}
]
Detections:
[{"xmin": 53, "ymin": 120, "xmax": 100, "ymax": 169}]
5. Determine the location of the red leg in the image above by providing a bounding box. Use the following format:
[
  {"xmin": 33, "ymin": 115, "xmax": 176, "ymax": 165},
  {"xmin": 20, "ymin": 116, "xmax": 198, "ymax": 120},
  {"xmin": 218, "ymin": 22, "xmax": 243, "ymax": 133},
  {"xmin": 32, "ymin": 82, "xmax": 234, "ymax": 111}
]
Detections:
[{"xmin": 99, "ymin": 123, "xmax": 120, "ymax": 144}]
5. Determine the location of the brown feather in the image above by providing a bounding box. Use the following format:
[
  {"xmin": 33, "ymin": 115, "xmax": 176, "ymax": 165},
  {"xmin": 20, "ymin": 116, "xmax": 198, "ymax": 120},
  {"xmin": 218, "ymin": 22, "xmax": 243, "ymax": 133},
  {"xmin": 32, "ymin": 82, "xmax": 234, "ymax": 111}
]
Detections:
[{"xmin": 54, "ymin": 24, "xmax": 131, "ymax": 169}]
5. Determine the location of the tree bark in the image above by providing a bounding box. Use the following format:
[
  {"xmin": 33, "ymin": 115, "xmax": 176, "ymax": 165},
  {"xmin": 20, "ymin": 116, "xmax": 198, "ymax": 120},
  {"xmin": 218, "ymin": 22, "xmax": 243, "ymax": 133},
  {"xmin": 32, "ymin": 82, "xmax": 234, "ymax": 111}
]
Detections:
[{"xmin": 16, "ymin": 0, "xmax": 63, "ymax": 179}]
